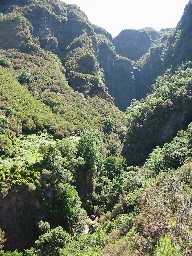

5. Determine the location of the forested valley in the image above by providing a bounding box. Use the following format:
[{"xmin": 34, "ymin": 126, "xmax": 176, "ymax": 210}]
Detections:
[{"xmin": 0, "ymin": 0, "xmax": 192, "ymax": 255}]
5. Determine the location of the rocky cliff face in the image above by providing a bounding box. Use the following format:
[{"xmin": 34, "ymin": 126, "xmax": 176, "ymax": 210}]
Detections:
[
  {"xmin": 113, "ymin": 29, "xmax": 154, "ymax": 60},
  {"xmin": 163, "ymin": 2, "xmax": 192, "ymax": 67},
  {"xmin": 0, "ymin": 185, "xmax": 40, "ymax": 250}
]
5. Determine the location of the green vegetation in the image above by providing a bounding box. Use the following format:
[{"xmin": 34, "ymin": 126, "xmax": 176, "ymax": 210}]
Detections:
[
  {"xmin": 0, "ymin": 0, "xmax": 192, "ymax": 255},
  {"xmin": 0, "ymin": 58, "xmax": 11, "ymax": 68},
  {"xmin": 155, "ymin": 235, "xmax": 181, "ymax": 256},
  {"xmin": 123, "ymin": 64, "xmax": 192, "ymax": 165}
]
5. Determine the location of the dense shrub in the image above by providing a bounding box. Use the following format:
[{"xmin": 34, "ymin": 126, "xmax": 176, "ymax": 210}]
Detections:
[
  {"xmin": 155, "ymin": 235, "xmax": 181, "ymax": 256},
  {"xmin": 18, "ymin": 71, "xmax": 32, "ymax": 84},
  {"xmin": 0, "ymin": 58, "xmax": 11, "ymax": 67},
  {"xmin": 38, "ymin": 171, "xmax": 87, "ymax": 232},
  {"xmin": 145, "ymin": 125, "xmax": 192, "ymax": 174},
  {"xmin": 30, "ymin": 227, "xmax": 71, "ymax": 256}
]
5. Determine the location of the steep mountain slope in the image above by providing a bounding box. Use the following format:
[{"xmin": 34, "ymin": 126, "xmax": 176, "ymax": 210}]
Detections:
[
  {"xmin": 0, "ymin": 0, "xmax": 136, "ymax": 110},
  {"xmin": 120, "ymin": 0, "xmax": 192, "ymax": 183},
  {"xmin": 164, "ymin": 1, "xmax": 192, "ymax": 67},
  {"xmin": 0, "ymin": 48, "xmax": 126, "ymax": 154},
  {"xmin": 0, "ymin": 0, "xmax": 108, "ymax": 97},
  {"xmin": 123, "ymin": 63, "xmax": 192, "ymax": 165},
  {"xmin": 0, "ymin": 0, "xmax": 177, "ymax": 111},
  {"xmin": 134, "ymin": 2, "xmax": 192, "ymax": 100},
  {"xmin": 96, "ymin": 35, "xmax": 137, "ymax": 109}
]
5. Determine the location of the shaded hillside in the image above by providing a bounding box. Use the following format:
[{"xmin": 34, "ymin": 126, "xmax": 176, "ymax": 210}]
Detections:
[
  {"xmin": 96, "ymin": 35, "xmax": 137, "ymax": 109},
  {"xmin": 113, "ymin": 29, "xmax": 158, "ymax": 60},
  {"xmin": 134, "ymin": 2, "xmax": 192, "ymax": 101},
  {"xmin": 164, "ymin": 1, "xmax": 192, "ymax": 67}
]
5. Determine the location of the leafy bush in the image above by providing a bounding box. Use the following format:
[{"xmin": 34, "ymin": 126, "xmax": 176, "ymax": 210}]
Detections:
[
  {"xmin": 0, "ymin": 132, "xmax": 14, "ymax": 156},
  {"xmin": 155, "ymin": 235, "xmax": 181, "ymax": 256},
  {"xmin": 61, "ymin": 229, "xmax": 108, "ymax": 256},
  {"xmin": 38, "ymin": 173, "xmax": 87, "ymax": 232},
  {"xmin": 145, "ymin": 125, "xmax": 192, "ymax": 174},
  {"xmin": 0, "ymin": 58, "xmax": 11, "ymax": 67},
  {"xmin": 33, "ymin": 227, "xmax": 71, "ymax": 256},
  {"xmin": 103, "ymin": 156, "xmax": 124, "ymax": 180},
  {"xmin": 18, "ymin": 71, "xmax": 32, "ymax": 84}
]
